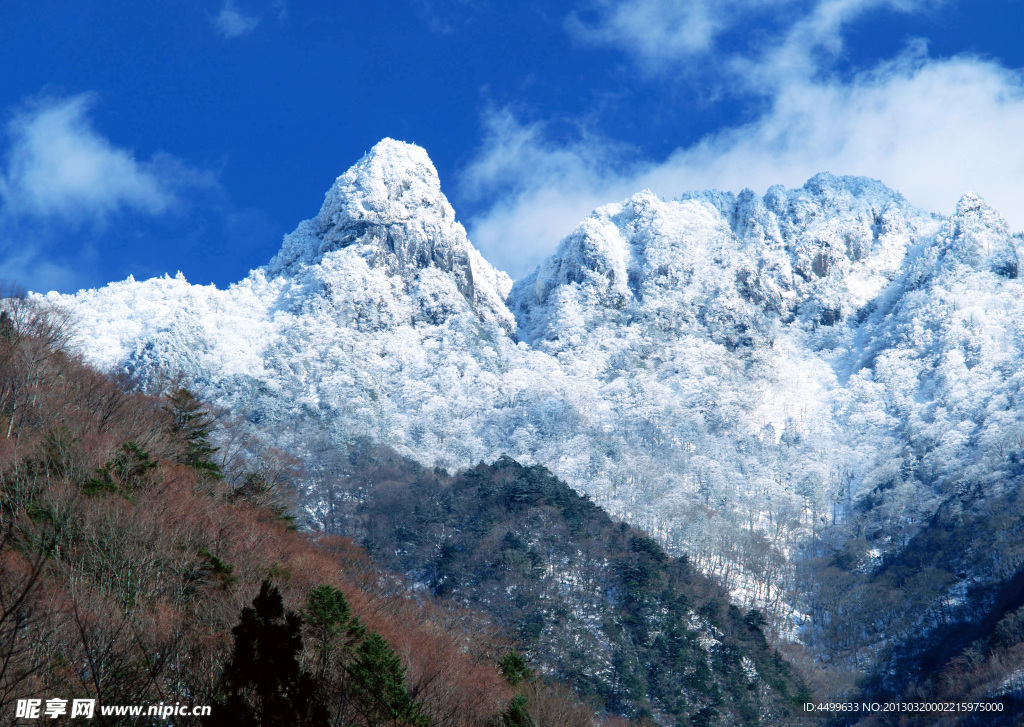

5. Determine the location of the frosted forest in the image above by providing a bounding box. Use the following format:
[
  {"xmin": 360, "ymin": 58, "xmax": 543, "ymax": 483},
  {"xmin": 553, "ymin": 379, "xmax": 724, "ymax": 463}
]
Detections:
[{"xmin": 42, "ymin": 138, "xmax": 1024, "ymax": 716}]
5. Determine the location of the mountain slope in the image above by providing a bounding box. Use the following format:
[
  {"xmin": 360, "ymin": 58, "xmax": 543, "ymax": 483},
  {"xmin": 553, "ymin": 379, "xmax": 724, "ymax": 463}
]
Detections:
[
  {"xmin": 49, "ymin": 140, "xmax": 529, "ymax": 468},
  {"xmin": 0, "ymin": 297, "xmax": 522, "ymax": 726},
  {"xmin": 300, "ymin": 443, "xmax": 811, "ymax": 724},
  {"xmin": 42, "ymin": 139, "xmax": 1024, "ymax": 707}
]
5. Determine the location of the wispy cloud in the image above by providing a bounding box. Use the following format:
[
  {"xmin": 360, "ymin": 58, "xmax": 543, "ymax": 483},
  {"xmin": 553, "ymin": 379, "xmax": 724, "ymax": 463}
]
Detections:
[
  {"xmin": 0, "ymin": 93, "xmax": 218, "ymax": 292},
  {"xmin": 0, "ymin": 243, "xmax": 84, "ymax": 294},
  {"xmin": 412, "ymin": 0, "xmax": 479, "ymax": 35},
  {"xmin": 463, "ymin": 49, "xmax": 1024, "ymax": 279},
  {"xmin": 0, "ymin": 93, "xmax": 212, "ymax": 225},
  {"xmin": 567, "ymin": 0, "xmax": 796, "ymax": 71},
  {"xmin": 459, "ymin": 108, "xmax": 639, "ymax": 277},
  {"xmin": 212, "ymin": 0, "xmax": 261, "ymax": 39},
  {"xmin": 749, "ymin": 0, "xmax": 945, "ymax": 83},
  {"xmin": 568, "ymin": 0, "xmax": 940, "ymax": 74}
]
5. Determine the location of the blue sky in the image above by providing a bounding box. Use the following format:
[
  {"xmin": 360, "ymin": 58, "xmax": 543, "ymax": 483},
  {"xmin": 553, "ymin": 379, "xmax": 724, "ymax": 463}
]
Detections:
[{"xmin": 2, "ymin": 0, "xmax": 1023, "ymax": 292}]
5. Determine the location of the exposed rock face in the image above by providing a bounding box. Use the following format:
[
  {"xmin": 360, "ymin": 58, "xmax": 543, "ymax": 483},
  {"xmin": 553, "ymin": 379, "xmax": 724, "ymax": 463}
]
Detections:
[
  {"xmin": 266, "ymin": 138, "xmax": 514, "ymax": 333},
  {"xmin": 940, "ymin": 192, "xmax": 1019, "ymax": 276}
]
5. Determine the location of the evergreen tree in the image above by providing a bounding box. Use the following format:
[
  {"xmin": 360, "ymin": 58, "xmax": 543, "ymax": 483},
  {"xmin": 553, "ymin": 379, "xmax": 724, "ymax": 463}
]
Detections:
[
  {"xmin": 0, "ymin": 310, "xmax": 13, "ymax": 343},
  {"xmin": 347, "ymin": 631, "xmax": 430, "ymax": 726},
  {"xmin": 211, "ymin": 581, "xmax": 328, "ymax": 727},
  {"xmin": 497, "ymin": 651, "xmax": 533, "ymax": 687},
  {"xmin": 166, "ymin": 387, "xmax": 223, "ymax": 477},
  {"xmin": 496, "ymin": 653, "xmax": 536, "ymax": 727},
  {"xmin": 498, "ymin": 695, "xmax": 534, "ymax": 727},
  {"xmin": 304, "ymin": 584, "xmax": 365, "ymax": 681},
  {"xmin": 84, "ymin": 441, "xmax": 158, "ymax": 495}
]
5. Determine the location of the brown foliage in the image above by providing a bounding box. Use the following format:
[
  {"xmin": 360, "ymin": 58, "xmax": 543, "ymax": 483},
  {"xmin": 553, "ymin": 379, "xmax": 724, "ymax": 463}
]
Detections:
[{"xmin": 0, "ymin": 298, "xmax": 517, "ymax": 725}]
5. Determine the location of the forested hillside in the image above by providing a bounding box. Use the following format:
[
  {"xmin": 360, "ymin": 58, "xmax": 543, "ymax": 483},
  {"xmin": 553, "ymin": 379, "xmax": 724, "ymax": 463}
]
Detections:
[
  {"xmin": 841, "ymin": 483, "xmax": 1024, "ymax": 723},
  {"xmin": 0, "ymin": 295, "xmax": 634, "ymax": 726},
  {"xmin": 298, "ymin": 443, "xmax": 810, "ymax": 725}
]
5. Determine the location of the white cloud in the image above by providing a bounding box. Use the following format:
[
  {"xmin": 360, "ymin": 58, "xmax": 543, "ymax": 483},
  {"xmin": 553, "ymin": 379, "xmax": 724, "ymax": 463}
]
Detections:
[
  {"xmin": 568, "ymin": 0, "xmax": 941, "ymax": 74},
  {"xmin": 0, "ymin": 94, "xmax": 211, "ymax": 225},
  {"xmin": 460, "ymin": 109, "xmax": 642, "ymax": 277},
  {"xmin": 212, "ymin": 0, "xmax": 260, "ymax": 39},
  {"xmin": 751, "ymin": 0, "xmax": 943, "ymax": 83},
  {"xmin": 568, "ymin": 0, "xmax": 723, "ymax": 64},
  {"xmin": 0, "ymin": 93, "xmax": 218, "ymax": 292},
  {"xmin": 412, "ymin": 0, "xmax": 477, "ymax": 35},
  {"xmin": 567, "ymin": 0, "xmax": 791, "ymax": 70},
  {"xmin": 463, "ymin": 51, "xmax": 1024, "ymax": 279},
  {"xmin": 653, "ymin": 51, "xmax": 1024, "ymax": 220}
]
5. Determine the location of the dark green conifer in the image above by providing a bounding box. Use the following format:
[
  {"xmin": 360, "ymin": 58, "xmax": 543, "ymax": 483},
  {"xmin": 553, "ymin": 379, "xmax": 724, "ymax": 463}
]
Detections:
[
  {"xmin": 304, "ymin": 584, "xmax": 365, "ymax": 679},
  {"xmin": 497, "ymin": 650, "xmax": 533, "ymax": 687},
  {"xmin": 347, "ymin": 631, "xmax": 431, "ymax": 726},
  {"xmin": 0, "ymin": 310, "xmax": 13, "ymax": 343},
  {"xmin": 499, "ymin": 695, "xmax": 534, "ymax": 727},
  {"xmin": 84, "ymin": 441, "xmax": 158, "ymax": 495},
  {"xmin": 211, "ymin": 581, "xmax": 328, "ymax": 727},
  {"xmin": 166, "ymin": 388, "xmax": 222, "ymax": 477}
]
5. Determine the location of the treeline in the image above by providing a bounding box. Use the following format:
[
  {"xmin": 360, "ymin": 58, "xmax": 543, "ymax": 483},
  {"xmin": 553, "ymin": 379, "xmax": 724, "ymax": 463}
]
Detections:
[
  {"xmin": 0, "ymin": 296, "xmax": 616, "ymax": 725},
  {"xmin": 300, "ymin": 443, "xmax": 813, "ymax": 725}
]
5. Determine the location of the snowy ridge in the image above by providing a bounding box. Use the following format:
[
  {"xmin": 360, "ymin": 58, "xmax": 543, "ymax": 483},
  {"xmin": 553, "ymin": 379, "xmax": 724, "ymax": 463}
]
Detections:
[{"xmin": 44, "ymin": 139, "xmax": 1024, "ymax": 622}]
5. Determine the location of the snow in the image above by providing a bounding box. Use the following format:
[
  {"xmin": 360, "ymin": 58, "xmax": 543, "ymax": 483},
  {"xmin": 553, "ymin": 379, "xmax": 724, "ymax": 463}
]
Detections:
[{"xmin": 41, "ymin": 138, "xmax": 1024, "ymax": 623}]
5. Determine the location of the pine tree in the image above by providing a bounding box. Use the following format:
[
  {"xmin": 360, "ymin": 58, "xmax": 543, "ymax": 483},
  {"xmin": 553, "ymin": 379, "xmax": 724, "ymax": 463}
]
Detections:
[
  {"xmin": 211, "ymin": 581, "xmax": 328, "ymax": 727},
  {"xmin": 499, "ymin": 695, "xmax": 534, "ymax": 727},
  {"xmin": 304, "ymin": 584, "xmax": 365, "ymax": 681},
  {"xmin": 497, "ymin": 651, "xmax": 533, "ymax": 687},
  {"xmin": 347, "ymin": 631, "xmax": 430, "ymax": 726},
  {"xmin": 0, "ymin": 310, "xmax": 13, "ymax": 343},
  {"xmin": 496, "ymin": 651, "xmax": 536, "ymax": 727},
  {"xmin": 84, "ymin": 441, "xmax": 158, "ymax": 495},
  {"xmin": 166, "ymin": 388, "xmax": 223, "ymax": 478}
]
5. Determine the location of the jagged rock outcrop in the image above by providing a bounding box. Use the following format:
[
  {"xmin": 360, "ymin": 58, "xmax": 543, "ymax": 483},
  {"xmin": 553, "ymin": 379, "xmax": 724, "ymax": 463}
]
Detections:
[
  {"xmin": 940, "ymin": 192, "xmax": 1019, "ymax": 276},
  {"xmin": 267, "ymin": 139, "xmax": 515, "ymax": 334}
]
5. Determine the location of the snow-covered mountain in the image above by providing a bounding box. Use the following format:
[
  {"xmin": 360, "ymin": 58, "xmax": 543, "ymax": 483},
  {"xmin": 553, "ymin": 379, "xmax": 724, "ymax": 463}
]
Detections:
[
  {"xmin": 45, "ymin": 138, "xmax": 1024, "ymax": 633},
  {"xmin": 53, "ymin": 140, "xmax": 526, "ymax": 456}
]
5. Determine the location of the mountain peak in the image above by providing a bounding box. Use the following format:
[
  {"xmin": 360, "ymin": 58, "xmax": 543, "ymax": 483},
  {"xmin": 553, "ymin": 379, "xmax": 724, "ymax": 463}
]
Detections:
[
  {"xmin": 954, "ymin": 191, "xmax": 987, "ymax": 217},
  {"xmin": 942, "ymin": 191, "xmax": 1018, "ymax": 275},
  {"xmin": 263, "ymin": 139, "xmax": 515, "ymax": 333},
  {"xmin": 267, "ymin": 138, "xmax": 460, "ymax": 277},
  {"xmin": 801, "ymin": 171, "xmax": 900, "ymax": 201},
  {"xmin": 314, "ymin": 138, "xmax": 449, "ymax": 231}
]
